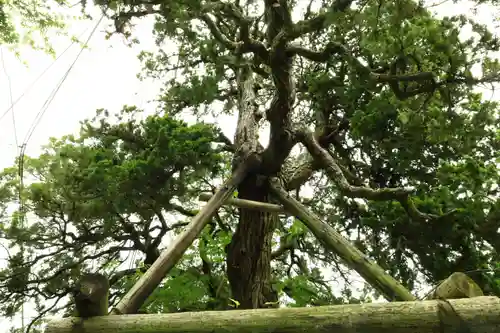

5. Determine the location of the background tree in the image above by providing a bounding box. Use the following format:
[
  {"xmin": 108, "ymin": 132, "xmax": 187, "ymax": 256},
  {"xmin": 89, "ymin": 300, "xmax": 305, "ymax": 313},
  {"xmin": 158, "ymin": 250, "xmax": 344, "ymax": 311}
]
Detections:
[
  {"xmin": 0, "ymin": 106, "xmax": 230, "ymax": 318},
  {"xmin": 0, "ymin": 0, "xmax": 499, "ymax": 328},
  {"xmin": 0, "ymin": 0, "xmax": 74, "ymax": 55}
]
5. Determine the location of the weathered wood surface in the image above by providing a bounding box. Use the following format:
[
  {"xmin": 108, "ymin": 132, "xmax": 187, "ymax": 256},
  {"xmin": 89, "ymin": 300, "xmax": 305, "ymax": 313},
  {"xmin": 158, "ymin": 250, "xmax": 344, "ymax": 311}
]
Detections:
[
  {"xmin": 270, "ymin": 179, "xmax": 416, "ymax": 301},
  {"xmin": 46, "ymin": 296, "xmax": 500, "ymax": 333},
  {"xmin": 198, "ymin": 192, "xmax": 286, "ymax": 213},
  {"xmin": 428, "ymin": 272, "xmax": 484, "ymax": 299}
]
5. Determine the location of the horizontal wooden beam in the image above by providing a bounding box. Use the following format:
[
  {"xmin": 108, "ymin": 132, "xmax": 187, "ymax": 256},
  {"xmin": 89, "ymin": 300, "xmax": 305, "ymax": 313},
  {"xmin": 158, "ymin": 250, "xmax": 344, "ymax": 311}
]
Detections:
[
  {"xmin": 198, "ymin": 193, "xmax": 287, "ymax": 214},
  {"xmin": 46, "ymin": 296, "xmax": 500, "ymax": 333}
]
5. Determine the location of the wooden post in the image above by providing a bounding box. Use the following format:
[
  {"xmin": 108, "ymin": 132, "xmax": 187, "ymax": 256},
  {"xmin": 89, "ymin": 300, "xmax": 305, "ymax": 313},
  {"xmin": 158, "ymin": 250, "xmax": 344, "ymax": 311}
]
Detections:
[
  {"xmin": 270, "ymin": 178, "xmax": 416, "ymax": 301},
  {"xmin": 111, "ymin": 156, "xmax": 258, "ymax": 315},
  {"xmin": 46, "ymin": 296, "xmax": 500, "ymax": 333},
  {"xmin": 72, "ymin": 273, "xmax": 109, "ymax": 318}
]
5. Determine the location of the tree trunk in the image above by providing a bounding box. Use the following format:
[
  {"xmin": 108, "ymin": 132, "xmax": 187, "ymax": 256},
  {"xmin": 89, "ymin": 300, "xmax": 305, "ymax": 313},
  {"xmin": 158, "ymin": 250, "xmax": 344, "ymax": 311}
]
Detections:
[{"xmin": 226, "ymin": 175, "xmax": 278, "ymax": 309}]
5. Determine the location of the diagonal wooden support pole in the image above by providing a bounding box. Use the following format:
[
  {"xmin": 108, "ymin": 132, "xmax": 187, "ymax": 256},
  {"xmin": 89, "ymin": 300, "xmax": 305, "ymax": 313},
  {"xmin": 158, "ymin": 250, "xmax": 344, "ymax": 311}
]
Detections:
[
  {"xmin": 111, "ymin": 155, "xmax": 259, "ymax": 315},
  {"xmin": 269, "ymin": 178, "xmax": 416, "ymax": 301}
]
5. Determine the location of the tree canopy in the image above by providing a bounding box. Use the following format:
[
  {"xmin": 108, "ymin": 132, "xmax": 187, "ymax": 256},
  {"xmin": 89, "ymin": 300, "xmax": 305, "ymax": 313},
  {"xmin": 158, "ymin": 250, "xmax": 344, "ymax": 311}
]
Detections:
[
  {"xmin": 0, "ymin": 0, "xmax": 499, "ymax": 331},
  {"xmin": 0, "ymin": 0, "xmax": 73, "ymax": 55}
]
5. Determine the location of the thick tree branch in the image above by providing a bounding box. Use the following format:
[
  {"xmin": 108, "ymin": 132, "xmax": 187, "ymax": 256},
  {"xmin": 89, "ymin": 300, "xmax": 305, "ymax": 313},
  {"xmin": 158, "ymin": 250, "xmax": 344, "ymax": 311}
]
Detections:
[
  {"xmin": 199, "ymin": 14, "xmax": 241, "ymax": 51},
  {"xmin": 288, "ymin": 42, "xmax": 438, "ymax": 100},
  {"xmin": 259, "ymin": 0, "xmax": 297, "ymax": 174},
  {"xmin": 283, "ymin": 122, "xmax": 357, "ymax": 191},
  {"xmin": 288, "ymin": 0, "xmax": 354, "ymax": 39},
  {"xmin": 233, "ymin": 65, "xmax": 262, "ymax": 160},
  {"xmin": 282, "ymin": 156, "xmax": 319, "ymax": 191},
  {"xmin": 271, "ymin": 237, "xmax": 296, "ymax": 259},
  {"xmin": 297, "ymin": 129, "xmax": 412, "ymax": 200},
  {"xmin": 288, "ymin": 42, "xmax": 500, "ymax": 100},
  {"xmin": 475, "ymin": 208, "xmax": 500, "ymax": 253},
  {"xmin": 283, "ymin": 154, "xmax": 362, "ymax": 191},
  {"xmin": 295, "ymin": 129, "xmax": 456, "ymax": 222}
]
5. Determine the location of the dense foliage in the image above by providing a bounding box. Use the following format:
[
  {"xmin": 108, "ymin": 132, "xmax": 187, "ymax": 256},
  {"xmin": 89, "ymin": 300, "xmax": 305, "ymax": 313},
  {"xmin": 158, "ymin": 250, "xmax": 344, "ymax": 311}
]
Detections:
[{"xmin": 0, "ymin": 0, "xmax": 499, "ymax": 331}]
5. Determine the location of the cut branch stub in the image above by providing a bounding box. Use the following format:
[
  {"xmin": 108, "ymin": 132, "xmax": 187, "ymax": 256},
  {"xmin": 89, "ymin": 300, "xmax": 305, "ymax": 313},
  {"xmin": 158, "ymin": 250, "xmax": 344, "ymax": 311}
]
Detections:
[
  {"xmin": 110, "ymin": 155, "xmax": 259, "ymax": 315},
  {"xmin": 73, "ymin": 273, "xmax": 109, "ymax": 318}
]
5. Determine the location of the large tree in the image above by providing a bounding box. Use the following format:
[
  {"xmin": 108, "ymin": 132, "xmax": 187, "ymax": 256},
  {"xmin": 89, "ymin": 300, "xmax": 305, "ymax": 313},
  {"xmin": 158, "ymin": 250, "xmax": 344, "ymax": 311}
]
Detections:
[
  {"xmin": 119, "ymin": 0, "xmax": 500, "ymax": 305},
  {"xmin": 0, "ymin": 0, "xmax": 499, "ymax": 328}
]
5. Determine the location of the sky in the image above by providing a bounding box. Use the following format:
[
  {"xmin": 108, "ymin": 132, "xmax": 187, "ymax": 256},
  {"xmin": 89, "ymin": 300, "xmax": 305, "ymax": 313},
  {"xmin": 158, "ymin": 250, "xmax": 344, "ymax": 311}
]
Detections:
[
  {"xmin": 0, "ymin": 0, "xmax": 497, "ymax": 332},
  {"xmin": 0, "ymin": 16, "xmax": 159, "ymax": 170}
]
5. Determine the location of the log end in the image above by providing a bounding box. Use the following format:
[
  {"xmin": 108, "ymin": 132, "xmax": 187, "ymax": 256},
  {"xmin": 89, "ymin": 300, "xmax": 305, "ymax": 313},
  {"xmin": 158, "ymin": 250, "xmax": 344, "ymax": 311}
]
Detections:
[{"xmin": 428, "ymin": 272, "xmax": 483, "ymax": 300}]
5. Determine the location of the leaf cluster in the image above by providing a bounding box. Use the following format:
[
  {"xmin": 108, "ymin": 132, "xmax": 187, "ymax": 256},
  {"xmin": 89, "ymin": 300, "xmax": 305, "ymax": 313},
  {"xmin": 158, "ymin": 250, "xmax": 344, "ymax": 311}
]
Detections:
[{"xmin": 0, "ymin": 106, "xmax": 226, "ymax": 318}]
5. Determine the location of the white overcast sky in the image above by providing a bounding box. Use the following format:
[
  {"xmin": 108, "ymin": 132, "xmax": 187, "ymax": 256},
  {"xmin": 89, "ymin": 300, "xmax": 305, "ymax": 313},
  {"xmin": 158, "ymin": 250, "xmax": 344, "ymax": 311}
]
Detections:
[{"xmin": 0, "ymin": 0, "xmax": 497, "ymax": 331}]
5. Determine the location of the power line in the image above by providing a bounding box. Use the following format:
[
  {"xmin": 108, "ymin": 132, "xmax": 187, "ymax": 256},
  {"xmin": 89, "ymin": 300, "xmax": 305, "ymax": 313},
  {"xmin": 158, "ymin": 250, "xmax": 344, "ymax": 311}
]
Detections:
[
  {"xmin": 21, "ymin": 14, "xmax": 104, "ymax": 149},
  {"xmin": 18, "ymin": 13, "xmax": 105, "ymax": 206},
  {"xmin": 15, "ymin": 16, "xmax": 104, "ymax": 333},
  {"xmin": 1, "ymin": 48, "xmax": 19, "ymax": 151},
  {"xmin": 0, "ymin": 25, "xmax": 93, "ymax": 122},
  {"xmin": 1, "ymin": 44, "xmax": 23, "ymax": 332}
]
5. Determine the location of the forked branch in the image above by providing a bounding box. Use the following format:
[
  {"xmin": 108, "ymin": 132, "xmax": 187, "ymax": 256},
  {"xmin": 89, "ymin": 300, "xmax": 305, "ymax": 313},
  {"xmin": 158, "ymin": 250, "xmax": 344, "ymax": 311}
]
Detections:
[
  {"xmin": 297, "ymin": 130, "xmax": 412, "ymax": 201},
  {"xmin": 288, "ymin": 0, "xmax": 354, "ymax": 39},
  {"xmin": 296, "ymin": 129, "xmax": 447, "ymax": 221},
  {"xmin": 200, "ymin": 3, "xmax": 268, "ymax": 60}
]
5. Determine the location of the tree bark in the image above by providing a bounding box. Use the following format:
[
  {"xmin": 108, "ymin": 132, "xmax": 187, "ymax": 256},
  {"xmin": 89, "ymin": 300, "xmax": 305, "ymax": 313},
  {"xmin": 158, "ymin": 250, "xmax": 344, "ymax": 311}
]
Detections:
[
  {"xmin": 226, "ymin": 61, "xmax": 278, "ymax": 309},
  {"xmin": 226, "ymin": 176, "xmax": 278, "ymax": 309}
]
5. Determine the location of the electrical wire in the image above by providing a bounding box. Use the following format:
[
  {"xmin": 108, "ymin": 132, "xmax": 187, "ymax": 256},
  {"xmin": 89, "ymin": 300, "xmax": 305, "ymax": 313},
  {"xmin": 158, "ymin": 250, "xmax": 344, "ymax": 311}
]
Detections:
[
  {"xmin": 0, "ymin": 25, "xmax": 93, "ymax": 123},
  {"xmin": 1, "ymin": 48, "xmax": 19, "ymax": 151},
  {"xmin": 1, "ymin": 44, "xmax": 23, "ymax": 332},
  {"xmin": 15, "ymin": 15, "xmax": 104, "ymax": 333},
  {"xmin": 18, "ymin": 13, "xmax": 105, "ymax": 213}
]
